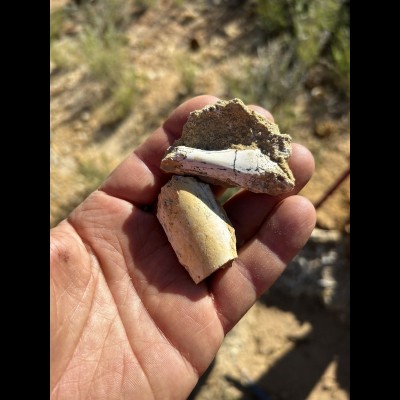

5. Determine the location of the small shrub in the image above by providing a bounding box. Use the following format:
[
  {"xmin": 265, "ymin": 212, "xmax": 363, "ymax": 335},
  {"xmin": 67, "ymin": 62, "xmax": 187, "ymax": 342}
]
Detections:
[
  {"xmin": 331, "ymin": 26, "xmax": 349, "ymax": 95},
  {"xmin": 255, "ymin": 0, "xmax": 293, "ymax": 35},
  {"xmin": 50, "ymin": 8, "xmax": 66, "ymax": 41},
  {"xmin": 78, "ymin": 25, "xmax": 127, "ymax": 84},
  {"xmin": 223, "ymin": 36, "xmax": 302, "ymax": 110},
  {"xmin": 294, "ymin": 0, "xmax": 343, "ymax": 66},
  {"xmin": 51, "ymin": 38, "xmax": 80, "ymax": 70},
  {"xmin": 252, "ymin": 0, "xmax": 349, "ymax": 100},
  {"xmin": 50, "ymin": 0, "xmax": 140, "ymax": 121},
  {"xmin": 175, "ymin": 52, "xmax": 199, "ymax": 95}
]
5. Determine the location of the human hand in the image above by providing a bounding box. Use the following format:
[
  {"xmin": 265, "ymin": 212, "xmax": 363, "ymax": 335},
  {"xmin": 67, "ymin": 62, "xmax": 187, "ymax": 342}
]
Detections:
[{"xmin": 50, "ymin": 95, "xmax": 316, "ymax": 399}]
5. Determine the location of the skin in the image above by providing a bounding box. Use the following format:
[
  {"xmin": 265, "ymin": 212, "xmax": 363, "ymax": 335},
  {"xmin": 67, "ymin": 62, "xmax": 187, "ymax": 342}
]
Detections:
[{"xmin": 50, "ymin": 95, "xmax": 316, "ymax": 399}]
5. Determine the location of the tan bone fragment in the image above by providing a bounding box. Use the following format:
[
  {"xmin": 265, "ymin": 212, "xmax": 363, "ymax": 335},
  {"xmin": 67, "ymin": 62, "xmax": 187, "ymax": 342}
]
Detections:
[{"xmin": 157, "ymin": 175, "xmax": 237, "ymax": 284}]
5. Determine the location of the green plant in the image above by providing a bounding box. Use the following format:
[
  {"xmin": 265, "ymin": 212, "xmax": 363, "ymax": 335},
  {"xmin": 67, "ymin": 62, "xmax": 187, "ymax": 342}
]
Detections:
[
  {"xmin": 329, "ymin": 3, "xmax": 350, "ymax": 95},
  {"xmin": 294, "ymin": 0, "xmax": 343, "ymax": 66},
  {"xmin": 50, "ymin": 0, "xmax": 138, "ymax": 123},
  {"xmin": 77, "ymin": 154, "xmax": 111, "ymax": 186},
  {"xmin": 50, "ymin": 7, "xmax": 79, "ymax": 70},
  {"xmin": 79, "ymin": 25, "xmax": 127, "ymax": 83},
  {"xmin": 78, "ymin": 25, "xmax": 138, "ymax": 120},
  {"xmin": 51, "ymin": 38, "xmax": 80, "ymax": 70},
  {"xmin": 331, "ymin": 26, "xmax": 349, "ymax": 94},
  {"xmin": 50, "ymin": 8, "xmax": 66, "ymax": 41},
  {"xmin": 175, "ymin": 53, "xmax": 199, "ymax": 95},
  {"xmin": 223, "ymin": 35, "xmax": 302, "ymax": 110},
  {"xmin": 83, "ymin": 0, "xmax": 132, "ymax": 31},
  {"xmin": 134, "ymin": 0, "xmax": 157, "ymax": 9},
  {"xmin": 252, "ymin": 0, "xmax": 349, "ymax": 100},
  {"xmin": 108, "ymin": 70, "xmax": 139, "ymax": 122},
  {"xmin": 256, "ymin": 0, "xmax": 293, "ymax": 35}
]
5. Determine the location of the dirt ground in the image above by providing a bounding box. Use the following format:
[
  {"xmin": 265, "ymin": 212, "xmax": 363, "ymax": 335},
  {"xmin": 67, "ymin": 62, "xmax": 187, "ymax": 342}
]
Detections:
[
  {"xmin": 50, "ymin": 1, "xmax": 350, "ymax": 398},
  {"xmin": 189, "ymin": 291, "xmax": 349, "ymax": 400}
]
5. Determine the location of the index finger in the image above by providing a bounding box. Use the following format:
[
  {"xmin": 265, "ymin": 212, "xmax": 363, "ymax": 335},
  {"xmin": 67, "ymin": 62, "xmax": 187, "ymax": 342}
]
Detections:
[{"xmin": 99, "ymin": 95, "xmax": 220, "ymax": 206}]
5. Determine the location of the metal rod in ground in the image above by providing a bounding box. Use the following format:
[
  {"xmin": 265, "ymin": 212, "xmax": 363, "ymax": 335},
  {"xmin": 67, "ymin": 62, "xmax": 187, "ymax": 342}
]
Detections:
[{"xmin": 314, "ymin": 167, "xmax": 350, "ymax": 210}]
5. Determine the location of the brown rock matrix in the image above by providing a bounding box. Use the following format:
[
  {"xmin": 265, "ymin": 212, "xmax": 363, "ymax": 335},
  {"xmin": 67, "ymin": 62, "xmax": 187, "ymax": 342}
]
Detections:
[{"xmin": 161, "ymin": 98, "xmax": 295, "ymax": 195}]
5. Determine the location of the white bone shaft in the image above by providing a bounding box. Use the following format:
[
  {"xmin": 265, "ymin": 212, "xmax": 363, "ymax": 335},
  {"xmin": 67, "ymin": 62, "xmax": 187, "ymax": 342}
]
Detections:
[{"xmin": 161, "ymin": 146, "xmax": 294, "ymax": 194}]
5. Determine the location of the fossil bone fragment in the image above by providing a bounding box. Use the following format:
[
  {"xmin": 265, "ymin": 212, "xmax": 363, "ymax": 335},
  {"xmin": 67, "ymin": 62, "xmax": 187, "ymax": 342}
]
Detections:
[
  {"xmin": 161, "ymin": 98, "xmax": 295, "ymax": 195},
  {"xmin": 157, "ymin": 175, "xmax": 237, "ymax": 284},
  {"xmin": 161, "ymin": 146, "xmax": 292, "ymax": 195},
  {"xmin": 157, "ymin": 98, "xmax": 295, "ymax": 284}
]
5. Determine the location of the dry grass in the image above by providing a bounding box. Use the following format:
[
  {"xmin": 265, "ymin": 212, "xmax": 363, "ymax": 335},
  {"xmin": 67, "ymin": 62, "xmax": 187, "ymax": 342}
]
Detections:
[
  {"xmin": 50, "ymin": 0, "xmax": 349, "ymax": 229},
  {"xmin": 50, "ymin": 0, "xmax": 140, "ymax": 124}
]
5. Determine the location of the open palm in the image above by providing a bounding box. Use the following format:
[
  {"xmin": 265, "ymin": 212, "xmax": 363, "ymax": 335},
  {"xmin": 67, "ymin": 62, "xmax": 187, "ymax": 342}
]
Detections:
[{"xmin": 50, "ymin": 96, "xmax": 316, "ymax": 399}]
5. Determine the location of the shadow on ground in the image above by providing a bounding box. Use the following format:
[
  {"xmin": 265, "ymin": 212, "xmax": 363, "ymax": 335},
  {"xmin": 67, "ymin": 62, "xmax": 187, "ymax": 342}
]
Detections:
[
  {"xmin": 249, "ymin": 291, "xmax": 350, "ymax": 400},
  {"xmin": 189, "ymin": 289, "xmax": 349, "ymax": 400}
]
